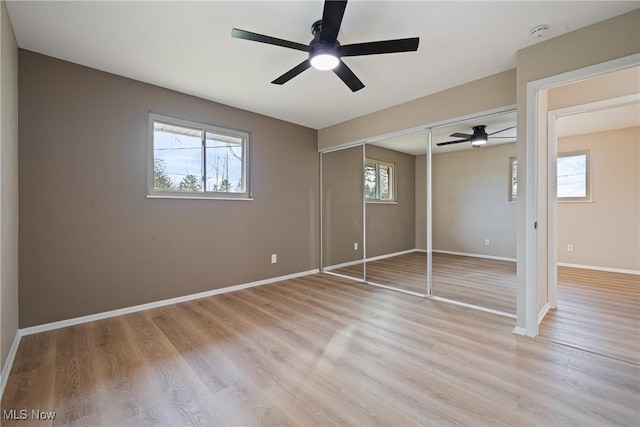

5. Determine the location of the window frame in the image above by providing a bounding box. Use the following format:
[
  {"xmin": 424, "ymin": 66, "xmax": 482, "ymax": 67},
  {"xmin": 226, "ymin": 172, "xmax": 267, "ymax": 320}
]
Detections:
[
  {"xmin": 508, "ymin": 156, "xmax": 518, "ymax": 202},
  {"xmin": 557, "ymin": 150, "xmax": 590, "ymax": 202},
  {"xmin": 364, "ymin": 158, "xmax": 396, "ymax": 203},
  {"xmin": 147, "ymin": 113, "xmax": 252, "ymax": 200}
]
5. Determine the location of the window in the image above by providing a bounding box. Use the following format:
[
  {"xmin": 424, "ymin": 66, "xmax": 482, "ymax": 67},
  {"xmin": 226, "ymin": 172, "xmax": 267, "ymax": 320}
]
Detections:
[
  {"xmin": 509, "ymin": 156, "xmax": 517, "ymax": 201},
  {"xmin": 509, "ymin": 151, "xmax": 590, "ymax": 202},
  {"xmin": 149, "ymin": 114, "xmax": 250, "ymax": 199},
  {"xmin": 365, "ymin": 159, "xmax": 394, "ymax": 202},
  {"xmin": 557, "ymin": 151, "xmax": 589, "ymax": 200}
]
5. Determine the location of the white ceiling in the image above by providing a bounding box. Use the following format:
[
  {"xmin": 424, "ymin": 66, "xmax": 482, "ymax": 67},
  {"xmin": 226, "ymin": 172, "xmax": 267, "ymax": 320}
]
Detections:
[
  {"xmin": 6, "ymin": 1, "xmax": 639, "ymax": 130},
  {"xmin": 557, "ymin": 102, "xmax": 640, "ymax": 137}
]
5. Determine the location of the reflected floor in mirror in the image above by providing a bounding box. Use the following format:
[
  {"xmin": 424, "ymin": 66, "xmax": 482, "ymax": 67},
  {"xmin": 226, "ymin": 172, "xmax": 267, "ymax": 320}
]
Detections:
[
  {"xmin": 431, "ymin": 253, "xmax": 516, "ymax": 315},
  {"xmin": 332, "ymin": 252, "xmax": 517, "ymax": 315}
]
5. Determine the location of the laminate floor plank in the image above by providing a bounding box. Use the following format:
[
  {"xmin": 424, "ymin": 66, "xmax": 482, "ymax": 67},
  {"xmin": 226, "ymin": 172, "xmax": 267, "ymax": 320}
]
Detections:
[
  {"xmin": 539, "ymin": 266, "xmax": 640, "ymax": 365},
  {"xmin": 2, "ymin": 272, "xmax": 638, "ymax": 426}
]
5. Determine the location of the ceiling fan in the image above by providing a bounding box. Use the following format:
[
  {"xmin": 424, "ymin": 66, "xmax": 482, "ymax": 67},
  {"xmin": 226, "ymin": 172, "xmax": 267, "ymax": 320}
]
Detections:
[
  {"xmin": 436, "ymin": 125, "xmax": 517, "ymax": 147},
  {"xmin": 231, "ymin": 0, "xmax": 419, "ymax": 92}
]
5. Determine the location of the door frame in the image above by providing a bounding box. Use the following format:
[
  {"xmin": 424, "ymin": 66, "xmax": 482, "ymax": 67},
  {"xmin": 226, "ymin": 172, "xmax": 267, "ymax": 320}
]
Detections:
[{"xmin": 523, "ymin": 53, "xmax": 640, "ymax": 337}]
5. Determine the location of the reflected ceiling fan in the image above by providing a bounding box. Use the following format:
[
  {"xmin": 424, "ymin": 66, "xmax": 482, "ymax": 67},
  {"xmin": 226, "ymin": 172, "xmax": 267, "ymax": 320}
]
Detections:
[
  {"xmin": 231, "ymin": 0, "xmax": 419, "ymax": 92},
  {"xmin": 436, "ymin": 125, "xmax": 517, "ymax": 147}
]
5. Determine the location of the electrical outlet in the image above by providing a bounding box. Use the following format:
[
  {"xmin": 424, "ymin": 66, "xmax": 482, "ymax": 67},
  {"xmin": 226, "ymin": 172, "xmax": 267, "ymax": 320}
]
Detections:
[
  {"xmin": 567, "ymin": 244, "xmax": 574, "ymax": 252},
  {"xmin": 485, "ymin": 239, "xmax": 491, "ymax": 246},
  {"xmin": 271, "ymin": 254, "xmax": 277, "ymax": 264},
  {"xmin": 354, "ymin": 242, "xmax": 358, "ymax": 250}
]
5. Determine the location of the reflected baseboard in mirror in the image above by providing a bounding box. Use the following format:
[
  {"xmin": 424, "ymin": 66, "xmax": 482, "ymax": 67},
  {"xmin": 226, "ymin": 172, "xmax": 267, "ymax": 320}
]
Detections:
[{"xmin": 431, "ymin": 252, "xmax": 516, "ymax": 315}]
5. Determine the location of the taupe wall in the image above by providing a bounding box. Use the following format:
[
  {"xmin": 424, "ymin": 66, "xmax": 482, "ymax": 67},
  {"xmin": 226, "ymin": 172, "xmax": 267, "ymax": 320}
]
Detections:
[
  {"xmin": 322, "ymin": 145, "xmax": 363, "ymax": 268},
  {"xmin": 432, "ymin": 143, "xmax": 517, "ymax": 259},
  {"xmin": 516, "ymin": 9, "xmax": 640, "ymax": 320},
  {"xmin": 548, "ymin": 66, "xmax": 640, "ymax": 110},
  {"xmin": 365, "ymin": 145, "xmax": 415, "ymax": 258},
  {"xmin": 557, "ymin": 127, "xmax": 639, "ymax": 271},
  {"xmin": 19, "ymin": 51, "xmax": 319, "ymax": 327},
  {"xmin": 318, "ymin": 69, "xmax": 516, "ymax": 151},
  {"xmin": 0, "ymin": 0, "xmax": 19, "ymax": 374}
]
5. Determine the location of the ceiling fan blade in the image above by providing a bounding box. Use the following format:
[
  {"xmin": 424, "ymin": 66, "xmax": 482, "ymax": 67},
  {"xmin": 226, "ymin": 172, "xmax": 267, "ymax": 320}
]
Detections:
[
  {"xmin": 231, "ymin": 28, "xmax": 309, "ymax": 52},
  {"xmin": 436, "ymin": 138, "xmax": 470, "ymax": 147},
  {"xmin": 450, "ymin": 132, "xmax": 472, "ymax": 139},
  {"xmin": 333, "ymin": 60, "xmax": 365, "ymax": 92},
  {"xmin": 488, "ymin": 125, "xmax": 516, "ymax": 136},
  {"xmin": 340, "ymin": 37, "xmax": 420, "ymax": 57},
  {"xmin": 320, "ymin": 0, "xmax": 348, "ymax": 44},
  {"xmin": 271, "ymin": 60, "xmax": 311, "ymax": 85}
]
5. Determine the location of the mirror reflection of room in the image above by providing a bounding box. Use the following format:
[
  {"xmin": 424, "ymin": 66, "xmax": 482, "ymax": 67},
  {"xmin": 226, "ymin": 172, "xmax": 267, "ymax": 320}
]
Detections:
[
  {"xmin": 431, "ymin": 111, "xmax": 517, "ymax": 314},
  {"xmin": 321, "ymin": 145, "xmax": 364, "ymax": 281},
  {"xmin": 364, "ymin": 131, "xmax": 427, "ymax": 294}
]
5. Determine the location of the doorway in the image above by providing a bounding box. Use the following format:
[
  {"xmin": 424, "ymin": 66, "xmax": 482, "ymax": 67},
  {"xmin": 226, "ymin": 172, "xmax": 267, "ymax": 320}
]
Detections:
[{"xmin": 525, "ymin": 58, "xmax": 639, "ymax": 348}]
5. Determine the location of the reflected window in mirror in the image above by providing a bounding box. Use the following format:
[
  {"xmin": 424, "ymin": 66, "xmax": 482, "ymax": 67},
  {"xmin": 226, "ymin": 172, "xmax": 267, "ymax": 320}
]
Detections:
[
  {"xmin": 509, "ymin": 156, "xmax": 517, "ymax": 202},
  {"xmin": 365, "ymin": 159, "xmax": 394, "ymax": 202}
]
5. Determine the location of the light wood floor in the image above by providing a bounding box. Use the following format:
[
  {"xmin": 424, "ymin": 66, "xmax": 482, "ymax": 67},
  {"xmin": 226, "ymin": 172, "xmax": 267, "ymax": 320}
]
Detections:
[
  {"xmin": 2, "ymin": 273, "xmax": 638, "ymax": 426},
  {"xmin": 332, "ymin": 252, "xmax": 516, "ymax": 314},
  {"xmin": 539, "ymin": 266, "xmax": 640, "ymax": 366}
]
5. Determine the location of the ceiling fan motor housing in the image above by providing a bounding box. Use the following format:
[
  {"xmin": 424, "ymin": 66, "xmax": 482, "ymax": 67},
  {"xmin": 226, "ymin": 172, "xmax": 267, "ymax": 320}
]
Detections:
[{"xmin": 471, "ymin": 125, "xmax": 489, "ymax": 147}]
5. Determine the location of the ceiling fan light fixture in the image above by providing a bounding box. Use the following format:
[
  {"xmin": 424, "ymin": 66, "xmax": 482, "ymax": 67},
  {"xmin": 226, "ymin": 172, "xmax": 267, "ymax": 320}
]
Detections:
[
  {"xmin": 470, "ymin": 135, "xmax": 488, "ymax": 147},
  {"xmin": 310, "ymin": 50, "xmax": 339, "ymax": 70}
]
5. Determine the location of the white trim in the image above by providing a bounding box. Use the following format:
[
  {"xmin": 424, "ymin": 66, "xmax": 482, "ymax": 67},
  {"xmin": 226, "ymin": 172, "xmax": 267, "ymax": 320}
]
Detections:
[
  {"xmin": 558, "ymin": 262, "xmax": 640, "ymax": 276},
  {"xmin": 323, "ymin": 259, "xmax": 363, "ymax": 271},
  {"xmin": 366, "ymin": 249, "xmax": 418, "ymax": 263},
  {"xmin": 20, "ymin": 269, "xmax": 319, "ymax": 336},
  {"xmin": 0, "ymin": 331, "xmax": 22, "ymax": 401},
  {"xmin": 538, "ymin": 302, "xmax": 551, "ymax": 325},
  {"xmin": 512, "ymin": 326, "xmax": 527, "ymax": 336},
  {"xmin": 432, "ymin": 249, "xmax": 516, "ymax": 263},
  {"xmin": 146, "ymin": 195, "xmax": 254, "ymax": 201}
]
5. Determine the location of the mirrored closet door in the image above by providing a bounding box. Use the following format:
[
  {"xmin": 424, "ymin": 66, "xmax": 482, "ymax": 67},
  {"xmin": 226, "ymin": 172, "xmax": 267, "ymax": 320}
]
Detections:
[
  {"xmin": 364, "ymin": 130, "xmax": 429, "ymax": 295},
  {"xmin": 321, "ymin": 145, "xmax": 364, "ymax": 281},
  {"xmin": 429, "ymin": 110, "xmax": 517, "ymax": 315}
]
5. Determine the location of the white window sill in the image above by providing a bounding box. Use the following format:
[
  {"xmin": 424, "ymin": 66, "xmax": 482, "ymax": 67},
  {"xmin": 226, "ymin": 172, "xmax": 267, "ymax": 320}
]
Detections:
[
  {"xmin": 366, "ymin": 200, "xmax": 398, "ymax": 205},
  {"xmin": 147, "ymin": 194, "xmax": 254, "ymax": 201}
]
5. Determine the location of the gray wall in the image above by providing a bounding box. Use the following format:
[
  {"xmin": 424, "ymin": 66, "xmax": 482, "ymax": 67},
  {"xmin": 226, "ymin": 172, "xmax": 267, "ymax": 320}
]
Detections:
[
  {"xmin": 322, "ymin": 145, "xmax": 363, "ymax": 267},
  {"xmin": 365, "ymin": 145, "xmax": 415, "ymax": 258},
  {"xmin": 19, "ymin": 50, "xmax": 319, "ymax": 327},
  {"xmin": 1, "ymin": 0, "xmax": 19, "ymax": 375},
  {"xmin": 432, "ymin": 143, "xmax": 517, "ymax": 259}
]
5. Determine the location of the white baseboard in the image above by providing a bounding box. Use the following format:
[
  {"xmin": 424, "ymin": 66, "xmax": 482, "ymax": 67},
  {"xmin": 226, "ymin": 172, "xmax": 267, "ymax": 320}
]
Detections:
[
  {"xmin": 512, "ymin": 326, "xmax": 527, "ymax": 336},
  {"xmin": 366, "ymin": 249, "xmax": 418, "ymax": 262},
  {"xmin": 20, "ymin": 269, "xmax": 319, "ymax": 336},
  {"xmin": 0, "ymin": 330, "xmax": 22, "ymax": 401},
  {"xmin": 538, "ymin": 302, "xmax": 551, "ymax": 325},
  {"xmin": 557, "ymin": 262, "xmax": 639, "ymax": 276},
  {"xmin": 323, "ymin": 259, "xmax": 363, "ymax": 271},
  {"xmin": 323, "ymin": 248, "xmax": 417, "ymax": 271},
  {"xmin": 433, "ymin": 249, "xmax": 517, "ymax": 263}
]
